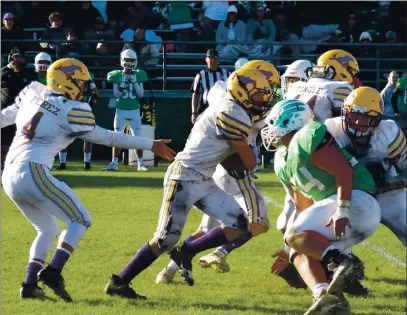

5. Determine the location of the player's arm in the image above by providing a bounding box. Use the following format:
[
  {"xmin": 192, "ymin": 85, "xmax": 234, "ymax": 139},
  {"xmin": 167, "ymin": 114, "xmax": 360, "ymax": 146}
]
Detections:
[
  {"xmin": 0, "ymin": 102, "xmax": 19, "ymax": 128},
  {"xmin": 113, "ymin": 83, "xmax": 124, "ymax": 98},
  {"xmin": 79, "ymin": 126, "xmax": 175, "ymax": 161},
  {"xmin": 216, "ymin": 110, "xmax": 256, "ymax": 169},
  {"xmin": 310, "ymin": 134, "xmax": 353, "ymax": 238}
]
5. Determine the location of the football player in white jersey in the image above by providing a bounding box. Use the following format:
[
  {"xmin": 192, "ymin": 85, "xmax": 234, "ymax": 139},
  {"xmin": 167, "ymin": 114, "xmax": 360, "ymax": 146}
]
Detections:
[
  {"xmin": 326, "ymin": 86, "xmax": 406, "ymax": 247},
  {"xmin": 104, "ymin": 67, "xmax": 272, "ymax": 299},
  {"xmin": 0, "ymin": 58, "xmax": 175, "ymax": 302},
  {"xmin": 285, "ymin": 49, "xmax": 361, "ymax": 123},
  {"xmin": 281, "ymin": 59, "xmax": 314, "ymax": 96},
  {"xmin": 156, "ymin": 61, "xmax": 280, "ymax": 283}
]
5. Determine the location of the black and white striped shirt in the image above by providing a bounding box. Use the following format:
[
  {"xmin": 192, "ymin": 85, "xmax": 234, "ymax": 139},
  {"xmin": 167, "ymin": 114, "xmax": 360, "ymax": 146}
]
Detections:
[{"xmin": 191, "ymin": 68, "xmax": 229, "ymax": 114}]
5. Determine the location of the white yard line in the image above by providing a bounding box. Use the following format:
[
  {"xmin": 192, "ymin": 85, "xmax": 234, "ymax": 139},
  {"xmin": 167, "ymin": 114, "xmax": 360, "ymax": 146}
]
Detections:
[{"xmin": 263, "ymin": 196, "xmax": 406, "ymax": 269}]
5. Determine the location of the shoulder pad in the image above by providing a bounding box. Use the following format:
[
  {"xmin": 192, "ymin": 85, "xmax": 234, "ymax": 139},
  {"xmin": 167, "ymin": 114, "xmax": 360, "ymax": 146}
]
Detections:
[
  {"xmin": 377, "ymin": 120, "xmax": 407, "ymax": 160},
  {"xmin": 107, "ymin": 70, "xmax": 121, "ymax": 83},
  {"xmin": 135, "ymin": 69, "xmax": 148, "ymax": 83}
]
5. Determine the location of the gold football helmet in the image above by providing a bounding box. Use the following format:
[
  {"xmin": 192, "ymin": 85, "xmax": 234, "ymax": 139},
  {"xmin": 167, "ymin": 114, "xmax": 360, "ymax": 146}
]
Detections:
[
  {"xmin": 243, "ymin": 60, "xmax": 280, "ymax": 99},
  {"xmin": 47, "ymin": 58, "xmax": 91, "ymax": 101},
  {"xmin": 314, "ymin": 49, "xmax": 360, "ymax": 87},
  {"xmin": 342, "ymin": 86, "xmax": 383, "ymax": 137},
  {"xmin": 227, "ymin": 67, "xmax": 272, "ymax": 114}
]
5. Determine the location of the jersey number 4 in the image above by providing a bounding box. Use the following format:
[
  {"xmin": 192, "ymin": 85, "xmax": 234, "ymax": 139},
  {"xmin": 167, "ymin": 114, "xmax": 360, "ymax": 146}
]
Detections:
[{"xmin": 22, "ymin": 111, "xmax": 44, "ymax": 140}]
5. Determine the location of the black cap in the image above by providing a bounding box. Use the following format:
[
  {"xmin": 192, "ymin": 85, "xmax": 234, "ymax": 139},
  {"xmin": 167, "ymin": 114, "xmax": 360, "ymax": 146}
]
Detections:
[
  {"xmin": 206, "ymin": 48, "xmax": 219, "ymax": 59},
  {"xmin": 8, "ymin": 47, "xmax": 23, "ymax": 62}
]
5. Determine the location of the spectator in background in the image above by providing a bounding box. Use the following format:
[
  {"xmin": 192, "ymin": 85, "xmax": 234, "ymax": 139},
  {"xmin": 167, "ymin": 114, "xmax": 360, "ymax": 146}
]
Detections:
[
  {"xmin": 381, "ymin": 71, "xmax": 400, "ymax": 118},
  {"xmin": 168, "ymin": 1, "xmax": 194, "ymax": 53},
  {"xmin": 216, "ymin": 5, "xmax": 246, "ymax": 58},
  {"xmin": 354, "ymin": 31, "xmax": 376, "ymax": 84},
  {"xmin": 201, "ymin": 1, "xmax": 229, "ymax": 43},
  {"xmin": 83, "ymin": 16, "xmax": 115, "ymax": 53},
  {"xmin": 40, "ymin": 12, "xmax": 68, "ymax": 53},
  {"xmin": 124, "ymin": 1, "xmax": 151, "ymax": 30},
  {"xmin": 60, "ymin": 29, "xmax": 89, "ymax": 57},
  {"xmin": 1, "ymin": 48, "xmax": 36, "ymax": 169},
  {"xmin": 122, "ymin": 27, "xmax": 159, "ymax": 66},
  {"xmin": 21, "ymin": 2, "xmax": 50, "ymax": 28},
  {"xmin": 316, "ymin": 30, "xmax": 346, "ymax": 54},
  {"xmin": 74, "ymin": 1, "xmax": 102, "ymax": 38},
  {"xmin": 190, "ymin": 48, "xmax": 229, "ymax": 124},
  {"xmin": 246, "ymin": 3, "xmax": 276, "ymax": 44},
  {"xmin": 341, "ymin": 11, "xmax": 362, "ymax": 43},
  {"xmin": 1, "ymin": 13, "xmax": 23, "ymax": 58}
]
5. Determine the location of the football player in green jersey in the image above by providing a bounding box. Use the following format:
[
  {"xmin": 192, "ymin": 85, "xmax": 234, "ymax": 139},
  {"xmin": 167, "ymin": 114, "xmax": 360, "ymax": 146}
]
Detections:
[
  {"xmin": 261, "ymin": 99, "xmax": 381, "ymax": 314},
  {"xmin": 102, "ymin": 49, "xmax": 149, "ymax": 171},
  {"xmin": 34, "ymin": 52, "xmax": 52, "ymax": 85}
]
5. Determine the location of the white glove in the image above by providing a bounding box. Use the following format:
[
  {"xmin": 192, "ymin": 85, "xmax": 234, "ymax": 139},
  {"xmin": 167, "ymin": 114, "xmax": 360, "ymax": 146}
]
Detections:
[{"xmin": 125, "ymin": 74, "xmax": 137, "ymax": 83}]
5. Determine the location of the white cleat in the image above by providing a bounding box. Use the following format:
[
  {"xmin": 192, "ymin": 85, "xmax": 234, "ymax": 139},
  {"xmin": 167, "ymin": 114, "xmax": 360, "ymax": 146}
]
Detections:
[
  {"xmin": 156, "ymin": 267, "xmax": 177, "ymax": 284},
  {"xmin": 199, "ymin": 251, "xmax": 230, "ymax": 273},
  {"xmin": 137, "ymin": 165, "xmax": 150, "ymax": 172},
  {"xmin": 101, "ymin": 162, "xmax": 118, "ymax": 171},
  {"xmin": 304, "ymin": 290, "xmax": 344, "ymax": 315}
]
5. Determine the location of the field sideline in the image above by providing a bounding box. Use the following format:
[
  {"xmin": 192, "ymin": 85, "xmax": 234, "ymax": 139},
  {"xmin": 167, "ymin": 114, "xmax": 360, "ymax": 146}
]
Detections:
[{"xmin": 1, "ymin": 162, "xmax": 406, "ymax": 315}]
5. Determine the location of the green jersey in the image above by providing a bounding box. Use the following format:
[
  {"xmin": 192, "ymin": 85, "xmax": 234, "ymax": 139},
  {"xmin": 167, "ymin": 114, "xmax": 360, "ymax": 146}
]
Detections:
[
  {"xmin": 38, "ymin": 74, "xmax": 47, "ymax": 85},
  {"xmin": 274, "ymin": 122, "xmax": 375, "ymax": 201},
  {"xmin": 107, "ymin": 69, "xmax": 148, "ymax": 110}
]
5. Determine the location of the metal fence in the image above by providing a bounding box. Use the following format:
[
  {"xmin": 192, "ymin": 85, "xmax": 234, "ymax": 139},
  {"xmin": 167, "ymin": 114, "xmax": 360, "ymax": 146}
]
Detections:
[{"xmin": 2, "ymin": 38, "xmax": 406, "ymax": 91}]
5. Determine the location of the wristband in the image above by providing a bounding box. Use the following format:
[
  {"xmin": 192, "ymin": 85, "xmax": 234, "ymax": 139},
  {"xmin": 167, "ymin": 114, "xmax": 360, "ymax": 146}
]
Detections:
[
  {"xmin": 333, "ymin": 205, "xmax": 350, "ymax": 221},
  {"xmin": 337, "ymin": 200, "xmax": 351, "ymax": 208}
]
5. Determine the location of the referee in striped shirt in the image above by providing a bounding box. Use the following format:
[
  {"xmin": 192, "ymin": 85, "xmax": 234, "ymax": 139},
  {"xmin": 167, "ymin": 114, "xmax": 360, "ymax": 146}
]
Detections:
[{"xmin": 190, "ymin": 49, "xmax": 229, "ymax": 124}]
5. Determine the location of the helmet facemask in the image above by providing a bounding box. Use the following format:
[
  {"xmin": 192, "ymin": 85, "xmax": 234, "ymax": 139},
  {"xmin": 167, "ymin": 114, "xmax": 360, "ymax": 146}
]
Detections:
[
  {"xmin": 342, "ymin": 107, "xmax": 382, "ymax": 138},
  {"xmin": 36, "ymin": 60, "xmax": 51, "ymax": 72},
  {"xmin": 237, "ymin": 75, "xmax": 272, "ymax": 115},
  {"xmin": 121, "ymin": 58, "xmax": 137, "ymax": 72}
]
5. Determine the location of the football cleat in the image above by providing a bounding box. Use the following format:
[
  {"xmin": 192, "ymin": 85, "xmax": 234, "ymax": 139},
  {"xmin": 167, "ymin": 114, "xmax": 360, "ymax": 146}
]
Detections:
[
  {"xmin": 84, "ymin": 162, "xmax": 91, "ymax": 171},
  {"xmin": 137, "ymin": 165, "xmax": 150, "ymax": 172},
  {"xmin": 37, "ymin": 267, "xmax": 72, "ymax": 302},
  {"xmin": 304, "ymin": 290, "xmax": 344, "ymax": 315},
  {"xmin": 199, "ymin": 251, "xmax": 230, "ymax": 273},
  {"xmin": 20, "ymin": 282, "xmax": 47, "ymax": 300},
  {"xmin": 344, "ymin": 278, "xmax": 368, "ymax": 296},
  {"xmin": 105, "ymin": 275, "xmax": 147, "ymax": 300},
  {"xmin": 101, "ymin": 162, "xmax": 118, "ymax": 171},
  {"xmin": 156, "ymin": 267, "xmax": 177, "ymax": 284},
  {"xmin": 58, "ymin": 163, "xmax": 67, "ymax": 170},
  {"xmin": 327, "ymin": 254, "xmax": 364, "ymax": 296},
  {"xmin": 170, "ymin": 246, "xmax": 194, "ymax": 286}
]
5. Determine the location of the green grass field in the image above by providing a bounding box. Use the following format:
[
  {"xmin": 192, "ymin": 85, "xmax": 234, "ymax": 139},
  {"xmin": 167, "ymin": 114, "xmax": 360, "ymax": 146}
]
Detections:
[{"xmin": 1, "ymin": 162, "xmax": 406, "ymax": 315}]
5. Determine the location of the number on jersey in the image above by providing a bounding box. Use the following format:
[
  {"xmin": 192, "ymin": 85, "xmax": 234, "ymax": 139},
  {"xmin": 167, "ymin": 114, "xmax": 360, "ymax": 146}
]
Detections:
[{"xmin": 23, "ymin": 111, "xmax": 44, "ymax": 140}]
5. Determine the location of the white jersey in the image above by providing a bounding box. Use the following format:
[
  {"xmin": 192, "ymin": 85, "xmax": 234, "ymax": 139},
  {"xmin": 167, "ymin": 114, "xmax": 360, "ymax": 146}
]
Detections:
[
  {"xmin": 0, "ymin": 82, "xmax": 153, "ymax": 170},
  {"xmin": 285, "ymin": 78, "xmax": 353, "ymax": 122},
  {"xmin": 4, "ymin": 82, "xmax": 95, "ymax": 169},
  {"xmin": 325, "ymin": 117, "xmax": 407, "ymax": 171},
  {"xmin": 174, "ymin": 92, "xmax": 252, "ymax": 179}
]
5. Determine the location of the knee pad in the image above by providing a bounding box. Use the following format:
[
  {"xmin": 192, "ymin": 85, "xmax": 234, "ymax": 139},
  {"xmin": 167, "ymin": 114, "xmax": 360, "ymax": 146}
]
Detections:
[{"xmin": 156, "ymin": 231, "xmax": 181, "ymax": 252}]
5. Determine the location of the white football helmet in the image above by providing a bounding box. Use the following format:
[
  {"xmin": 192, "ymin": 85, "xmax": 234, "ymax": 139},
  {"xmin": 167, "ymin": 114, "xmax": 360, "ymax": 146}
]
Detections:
[
  {"xmin": 261, "ymin": 99, "xmax": 314, "ymax": 151},
  {"xmin": 235, "ymin": 58, "xmax": 249, "ymax": 70},
  {"xmin": 281, "ymin": 60, "xmax": 314, "ymax": 94},
  {"xmin": 120, "ymin": 49, "xmax": 137, "ymax": 71},
  {"xmin": 34, "ymin": 52, "xmax": 52, "ymax": 72}
]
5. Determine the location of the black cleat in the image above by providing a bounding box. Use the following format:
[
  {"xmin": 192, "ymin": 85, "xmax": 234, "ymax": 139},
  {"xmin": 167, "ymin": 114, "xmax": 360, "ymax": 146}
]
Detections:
[
  {"xmin": 344, "ymin": 278, "xmax": 369, "ymax": 296},
  {"xmin": 327, "ymin": 254, "xmax": 364, "ymax": 296},
  {"xmin": 58, "ymin": 163, "xmax": 67, "ymax": 170},
  {"xmin": 105, "ymin": 275, "xmax": 147, "ymax": 300},
  {"xmin": 170, "ymin": 246, "xmax": 194, "ymax": 286},
  {"xmin": 37, "ymin": 267, "xmax": 72, "ymax": 302},
  {"xmin": 20, "ymin": 282, "xmax": 47, "ymax": 300},
  {"xmin": 84, "ymin": 162, "xmax": 91, "ymax": 171}
]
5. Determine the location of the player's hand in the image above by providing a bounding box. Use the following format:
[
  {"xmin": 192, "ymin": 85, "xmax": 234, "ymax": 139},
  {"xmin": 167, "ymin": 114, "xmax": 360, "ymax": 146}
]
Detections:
[
  {"xmin": 152, "ymin": 139, "xmax": 176, "ymax": 162},
  {"xmin": 271, "ymin": 250, "xmax": 289, "ymax": 275},
  {"xmin": 119, "ymin": 81, "xmax": 126, "ymax": 92},
  {"xmin": 191, "ymin": 113, "xmax": 198, "ymax": 124},
  {"xmin": 128, "ymin": 74, "xmax": 137, "ymax": 83},
  {"xmin": 326, "ymin": 207, "xmax": 352, "ymax": 239}
]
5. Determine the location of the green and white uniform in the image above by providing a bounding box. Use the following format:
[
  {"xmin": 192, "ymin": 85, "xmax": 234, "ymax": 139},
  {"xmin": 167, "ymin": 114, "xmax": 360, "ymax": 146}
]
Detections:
[
  {"xmin": 275, "ymin": 122, "xmax": 381, "ymax": 251},
  {"xmin": 107, "ymin": 69, "xmax": 148, "ymax": 136}
]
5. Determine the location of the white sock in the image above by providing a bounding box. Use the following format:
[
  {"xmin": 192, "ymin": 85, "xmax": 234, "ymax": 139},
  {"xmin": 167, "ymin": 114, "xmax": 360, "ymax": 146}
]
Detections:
[
  {"xmin": 137, "ymin": 157, "xmax": 144, "ymax": 165},
  {"xmin": 167, "ymin": 260, "xmax": 178, "ymax": 272},
  {"xmin": 84, "ymin": 152, "xmax": 92, "ymax": 162},
  {"xmin": 112, "ymin": 157, "xmax": 119, "ymax": 164},
  {"xmin": 312, "ymin": 282, "xmax": 329, "ymax": 298},
  {"xmin": 216, "ymin": 247, "xmax": 228, "ymax": 258},
  {"xmin": 59, "ymin": 152, "xmax": 67, "ymax": 163}
]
